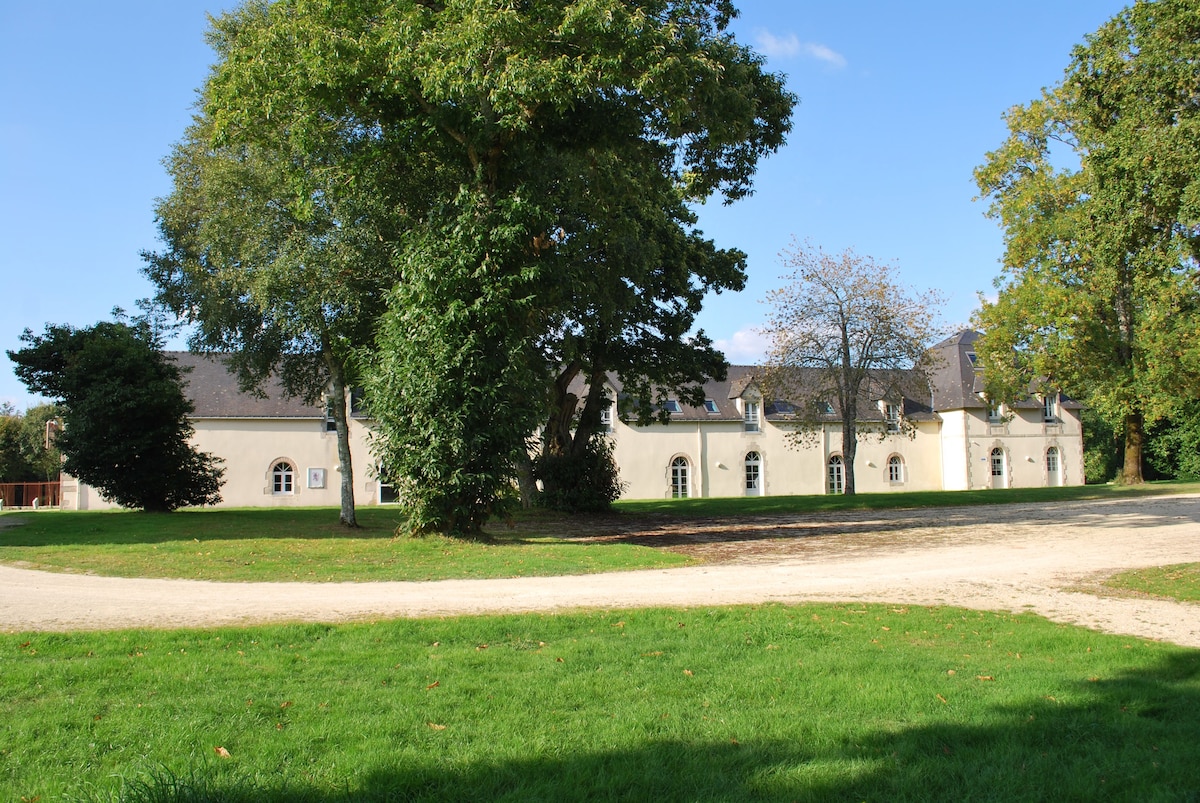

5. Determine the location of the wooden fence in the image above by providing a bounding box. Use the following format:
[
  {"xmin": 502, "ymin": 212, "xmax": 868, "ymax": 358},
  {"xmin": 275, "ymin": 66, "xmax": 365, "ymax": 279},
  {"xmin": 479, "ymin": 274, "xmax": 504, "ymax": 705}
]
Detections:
[{"xmin": 0, "ymin": 482, "xmax": 62, "ymax": 509}]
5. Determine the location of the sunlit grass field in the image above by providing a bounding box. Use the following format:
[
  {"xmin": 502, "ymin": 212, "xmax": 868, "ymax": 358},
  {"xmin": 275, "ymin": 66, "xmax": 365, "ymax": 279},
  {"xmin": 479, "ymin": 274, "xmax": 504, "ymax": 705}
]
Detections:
[
  {"xmin": 4, "ymin": 603, "xmax": 1198, "ymax": 802},
  {"xmin": 1, "ymin": 480, "xmax": 1196, "ymax": 582}
]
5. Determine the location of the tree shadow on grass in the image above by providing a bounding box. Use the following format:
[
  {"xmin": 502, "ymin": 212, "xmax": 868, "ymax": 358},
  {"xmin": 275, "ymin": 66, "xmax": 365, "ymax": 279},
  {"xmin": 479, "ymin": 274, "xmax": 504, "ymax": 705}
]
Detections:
[{"xmin": 97, "ymin": 651, "xmax": 1200, "ymax": 802}]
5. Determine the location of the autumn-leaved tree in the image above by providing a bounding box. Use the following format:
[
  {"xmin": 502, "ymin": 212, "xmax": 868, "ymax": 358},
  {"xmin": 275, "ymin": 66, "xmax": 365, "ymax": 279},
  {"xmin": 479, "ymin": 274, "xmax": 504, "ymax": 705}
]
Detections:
[
  {"xmin": 762, "ymin": 242, "xmax": 943, "ymax": 495},
  {"xmin": 973, "ymin": 0, "xmax": 1200, "ymax": 483},
  {"xmin": 8, "ymin": 320, "xmax": 224, "ymax": 511},
  {"xmin": 199, "ymin": 0, "xmax": 793, "ymax": 534}
]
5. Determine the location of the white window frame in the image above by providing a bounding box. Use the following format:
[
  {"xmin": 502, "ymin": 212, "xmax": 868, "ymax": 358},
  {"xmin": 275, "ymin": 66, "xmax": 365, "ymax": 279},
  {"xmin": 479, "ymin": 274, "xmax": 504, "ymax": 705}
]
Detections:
[
  {"xmin": 670, "ymin": 456, "xmax": 690, "ymax": 498},
  {"xmin": 1043, "ymin": 394, "xmax": 1057, "ymax": 423},
  {"xmin": 743, "ymin": 400, "xmax": 760, "ymax": 432},
  {"xmin": 744, "ymin": 451, "xmax": 762, "ymax": 494},
  {"xmin": 884, "ymin": 402, "xmax": 900, "ymax": 432},
  {"xmin": 887, "ymin": 455, "xmax": 904, "ymax": 484},
  {"xmin": 827, "ymin": 454, "xmax": 844, "ymax": 495},
  {"xmin": 272, "ymin": 461, "xmax": 295, "ymax": 495}
]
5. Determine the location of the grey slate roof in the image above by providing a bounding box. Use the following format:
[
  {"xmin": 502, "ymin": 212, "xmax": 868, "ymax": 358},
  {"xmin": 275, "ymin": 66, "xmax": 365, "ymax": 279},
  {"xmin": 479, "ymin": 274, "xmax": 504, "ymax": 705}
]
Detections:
[
  {"xmin": 928, "ymin": 331, "xmax": 1082, "ymax": 412},
  {"xmin": 167, "ymin": 352, "xmax": 325, "ymax": 419}
]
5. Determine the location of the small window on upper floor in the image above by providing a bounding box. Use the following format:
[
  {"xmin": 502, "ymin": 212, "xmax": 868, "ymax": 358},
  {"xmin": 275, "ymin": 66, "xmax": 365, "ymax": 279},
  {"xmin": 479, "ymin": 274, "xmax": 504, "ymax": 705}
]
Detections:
[
  {"xmin": 884, "ymin": 402, "xmax": 900, "ymax": 432},
  {"xmin": 966, "ymin": 351, "xmax": 978, "ymax": 367},
  {"xmin": 599, "ymin": 404, "xmax": 613, "ymax": 432},
  {"xmin": 1043, "ymin": 394, "xmax": 1058, "ymax": 423},
  {"xmin": 703, "ymin": 399, "xmax": 720, "ymax": 414},
  {"xmin": 743, "ymin": 400, "xmax": 760, "ymax": 432},
  {"xmin": 818, "ymin": 401, "xmax": 835, "ymax": 416},
  {"xmin": 987, "ymin": 401, "xmax": 1003, "ymax": 424},
  {"xmin": 663, "ymin": 399, "xmax": 682, "ymax": 414},
  {"xmin": 324, "ymin": 398, "xmax": 338, "ymax": 432}
]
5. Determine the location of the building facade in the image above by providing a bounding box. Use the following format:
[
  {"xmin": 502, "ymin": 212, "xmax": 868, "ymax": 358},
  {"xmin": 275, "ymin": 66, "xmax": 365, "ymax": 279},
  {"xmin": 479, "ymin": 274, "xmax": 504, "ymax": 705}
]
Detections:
[{"xmin": 60, "ymin": 331, "xmax": 1084, "ymax": 509}]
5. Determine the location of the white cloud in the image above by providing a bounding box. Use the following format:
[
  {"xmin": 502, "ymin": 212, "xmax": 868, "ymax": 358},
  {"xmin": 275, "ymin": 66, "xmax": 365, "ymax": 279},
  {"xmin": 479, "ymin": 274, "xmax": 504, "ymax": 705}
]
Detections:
[
  {"xmin": 754, "ymin": 30, "xmax": 846, "ymax": 69},
  {"xmin": 714, "ymin": 327, "xmax": 771, "ymax": 365}
]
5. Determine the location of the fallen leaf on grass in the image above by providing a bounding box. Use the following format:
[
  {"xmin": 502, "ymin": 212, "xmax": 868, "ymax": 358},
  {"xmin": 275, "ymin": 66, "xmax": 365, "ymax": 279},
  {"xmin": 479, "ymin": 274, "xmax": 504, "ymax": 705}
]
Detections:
[
  {"xmin": 214, "ymin": 746, "xmax": 231, "ymax": 759},
  {"xmin": 976, "ymin": 676, "xmax": 995, "ymax": 682},
  {"xmin": 279, "ymin": 701, "xmax": 293, "ymax": 709},
  {"xmin": 426, "ymin": 681, "xmax": 440, "ymax": 690},
  {"xmin": 683, "ymin": 669, "xmax": 694, "ymax": 676},
  {"xmin": 428, "ymin": 722, "xmax": 447, "ymax": 731},
  {"xmin": 936, "ymin": 694, "xmax": 948, "ymax": 704}
]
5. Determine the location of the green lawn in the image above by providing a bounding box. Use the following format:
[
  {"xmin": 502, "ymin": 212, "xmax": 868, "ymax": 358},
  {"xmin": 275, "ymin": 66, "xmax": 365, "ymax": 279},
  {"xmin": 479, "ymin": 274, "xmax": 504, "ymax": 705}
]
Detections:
[
  {"xmin": 1104, "ymin": 563, "xmax": 1200, "ymax": 603},
  {"xmin": 4, "ymin": 604, "xmax": 1198, "ymax": 802},
  {"xmin": 3, "ymin": 481, "xmax": 1198, "ymax": 583},
  {"xmin": 617, "ymin": 479, "xmax": 1200, "ymax": 517},
  {"xmin": 0, "ymin": 506, "xmax": 690, "ymax": 582}
]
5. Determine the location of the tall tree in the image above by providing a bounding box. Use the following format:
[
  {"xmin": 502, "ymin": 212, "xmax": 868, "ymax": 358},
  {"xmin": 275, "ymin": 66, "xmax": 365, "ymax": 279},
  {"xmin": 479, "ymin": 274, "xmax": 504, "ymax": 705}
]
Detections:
[
  {"xmin": 200, "ymin": 0, "xmax": 793, "ymax": 534},
  {"xmin": 8, "ymin": 320, "xmax": 224, "ymax": 512},
  {"xmin": 973, "ymin": 0, "xmax": 1200, "ymax": 484},
  {"xmin": 762, "ymin": 242, "xmax": 943, "ymax": 495},
  {"xmin": 143, "ymin": 2, "xmax": 426, "ymax": 527}
]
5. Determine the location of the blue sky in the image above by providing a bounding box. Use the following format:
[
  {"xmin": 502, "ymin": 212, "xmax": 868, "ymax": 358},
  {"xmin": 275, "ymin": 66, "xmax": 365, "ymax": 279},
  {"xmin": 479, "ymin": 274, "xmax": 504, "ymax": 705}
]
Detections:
[{"xmin": 0, "ymin": 1, "xmax": 1129, "ymax": 410}]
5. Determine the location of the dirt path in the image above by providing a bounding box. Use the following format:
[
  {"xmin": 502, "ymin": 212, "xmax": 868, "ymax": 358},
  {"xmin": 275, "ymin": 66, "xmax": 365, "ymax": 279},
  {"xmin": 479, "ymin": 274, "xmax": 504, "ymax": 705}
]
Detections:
[{"xmin": 2, "ymin": 495, "xmax": 1199, "ymax": 645}]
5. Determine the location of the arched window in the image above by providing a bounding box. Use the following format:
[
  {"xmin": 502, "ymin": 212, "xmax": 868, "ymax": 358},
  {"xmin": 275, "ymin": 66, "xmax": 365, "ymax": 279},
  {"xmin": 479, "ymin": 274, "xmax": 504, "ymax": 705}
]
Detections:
[
  {"xmin": 272, "ymin": 461, "xmax": 295, "ymax": 495},
  {"xmin": 744, "ymin": 451, "xmax": 762, "ymax": 496},
  {"xmin": 827, "ymin": 454, "xmax": 844, "ymax": 495},
  {"xmin": 887, "ymin": 455, "xmax": 904, "ymax": 484},
  {"xmin": 1046, "ymin": 447, "xmax": 1061, "ymax": 487},
  {"xmin": 990, "ymin": 448, "xmax": 1006, "ymax": 489},
  {"xmin": 670, "ymin": 456, "xmax": 690, "ymax": 498}
]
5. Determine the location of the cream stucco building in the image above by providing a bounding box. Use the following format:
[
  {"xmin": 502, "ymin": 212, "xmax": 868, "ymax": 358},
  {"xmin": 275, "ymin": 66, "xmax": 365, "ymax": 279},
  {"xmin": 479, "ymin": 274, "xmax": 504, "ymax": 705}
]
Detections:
[{"xmin": 60, "ymin": 331, "xmax": 1084, "ymax": 509}]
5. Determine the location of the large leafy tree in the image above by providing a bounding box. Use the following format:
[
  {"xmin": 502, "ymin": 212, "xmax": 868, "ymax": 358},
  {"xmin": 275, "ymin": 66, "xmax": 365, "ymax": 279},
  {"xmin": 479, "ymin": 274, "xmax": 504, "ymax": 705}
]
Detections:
[
  {"xmin": 8, "ymin": 320, "xmax": 224, "ymax": 512},
  {"xmin": 973, "ymin": 0, "xmax": 1200, "ymax": 484},
  {"xmin": 762, "ymin": 243, "xmax": 943, "ymax": 495},
  {"xmin": 142, "ymin": 2, "xmax": 419, "ymax": 527},
  {"xmin": 200, "ymin": 0, "xmax": 793, "ymax": 534}
]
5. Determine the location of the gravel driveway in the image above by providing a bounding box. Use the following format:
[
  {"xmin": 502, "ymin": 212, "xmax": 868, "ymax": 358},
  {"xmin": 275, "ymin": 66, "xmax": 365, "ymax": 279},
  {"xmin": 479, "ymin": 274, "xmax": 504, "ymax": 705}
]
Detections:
[{"xmin": 2, "ymin": 494, "xmax": 1199, "ymax": 645}]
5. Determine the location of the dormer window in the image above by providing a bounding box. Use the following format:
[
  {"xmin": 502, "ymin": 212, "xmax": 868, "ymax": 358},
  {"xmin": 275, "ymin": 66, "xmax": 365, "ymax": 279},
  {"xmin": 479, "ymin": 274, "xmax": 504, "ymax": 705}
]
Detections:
[
  {"xmin": 703, "ymin": 399, "xmax": 719, "ymax": 414},
  {"xmin": 599, "ymin": 404, "xmax": 613, "ymax": 432},
  {"xmin": 818, "ymin": 401, "xmax": 835, "ymax": 416},
  {"xmin": 663, "ymin": 399, "xmax": 682, "ymax": 414},
  {"xmin": 884, "ymin": 402, "xmax": 900, "ymax": 432},
  {"xmin": 1043, "ymin": 394, "xmax": 1058, "ymax": 423},
  {"xmin": 743, "ymin": 400, "xmax": 760, "ymax": 432},
  {"xmin": 988, "ymin": 401, "xmax": 1003, "ymax": 424}
]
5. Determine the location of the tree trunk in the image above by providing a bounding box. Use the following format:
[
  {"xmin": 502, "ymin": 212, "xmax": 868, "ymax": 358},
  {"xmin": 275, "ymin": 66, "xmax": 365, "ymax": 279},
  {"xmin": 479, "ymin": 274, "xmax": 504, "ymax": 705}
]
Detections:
[
  {"xmin": 842, "ymin": 415, "xmax": 857, "ymax": 495},
  {"xmin": 1121, "ymin": 410, "xmax": 1145, "ymax": 485},
  {"xmin": 514, "ymin": 450, "xmax": 537, "ymax": 508},
  {"xmin": 328, "ymin": 367, "xmax": 358, "ymax": 527}
]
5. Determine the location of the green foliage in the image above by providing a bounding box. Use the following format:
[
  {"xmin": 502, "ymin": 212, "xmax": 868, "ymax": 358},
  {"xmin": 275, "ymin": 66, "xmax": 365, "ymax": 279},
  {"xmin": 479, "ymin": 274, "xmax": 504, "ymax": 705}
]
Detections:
[
  {"xmin": 974, "ymin": 0, "xmax": 1200, "ymax": 484},
  {"xmin": 0, "ymin": 403, "xmax": 61, "ymax": 484},
  {"xmin": 1146, "ymin": 400, "xmax": 1200, "ymax": 481},
  {"xmin": 197, "ymin": 0, "xmax": 793, "ymax": 533},
  {"xmin": 367, "ymin": 200, "xmax": 550, "ymax": 536},
  {"xmin": 535, "ymin": 433, "xmax": 625, "ymax": 513},
  {"xmin": 6, "ymin": 320, "xmax": 224, "ymax": 512}
]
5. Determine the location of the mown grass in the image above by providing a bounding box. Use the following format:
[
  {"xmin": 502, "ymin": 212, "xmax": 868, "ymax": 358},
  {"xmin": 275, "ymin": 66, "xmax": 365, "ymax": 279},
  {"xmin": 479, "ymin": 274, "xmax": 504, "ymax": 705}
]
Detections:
[
  {"xmin": 616, "ymin": 479, "xmax": 1200, "ymax": 517},
  {"xmin": 2, "ymin": 480, "xmax": 1197, "ymax": 582},
  {"xmin": 1104, "ymin": 563, "xmax": 1200, "ymax": 603},
  {"xmin": 4, "ymin": 603, "xmax": 1198, "ymax": 802},
  {"xmin": 0, "ymin": 506, "xmax": 689, "ymax": 582}
]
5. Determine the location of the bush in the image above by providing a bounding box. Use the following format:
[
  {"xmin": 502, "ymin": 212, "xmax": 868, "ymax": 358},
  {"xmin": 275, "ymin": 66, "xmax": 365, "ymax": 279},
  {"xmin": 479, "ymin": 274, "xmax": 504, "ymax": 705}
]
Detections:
[{"xmin": 535, "ymin": 435, "xmax": 625, "ymax": 513}]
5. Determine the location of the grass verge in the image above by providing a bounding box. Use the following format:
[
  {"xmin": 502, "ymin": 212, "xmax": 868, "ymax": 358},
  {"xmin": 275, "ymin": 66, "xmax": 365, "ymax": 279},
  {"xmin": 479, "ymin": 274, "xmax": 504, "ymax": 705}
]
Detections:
[
  {"xmin": 3, "ymin": 604, "xmax": 1197, "ymax": 802},
  {"xmin": 616, "ymin": 479, "xmax": 1200, "ymax": 517},
  {"xmin": 0, "ymin": 507, "xmax": 690, "ymax": 582},
  {"xmin": 1103, "ymin": 563, "xmax": 1200, "ymax": 603}
]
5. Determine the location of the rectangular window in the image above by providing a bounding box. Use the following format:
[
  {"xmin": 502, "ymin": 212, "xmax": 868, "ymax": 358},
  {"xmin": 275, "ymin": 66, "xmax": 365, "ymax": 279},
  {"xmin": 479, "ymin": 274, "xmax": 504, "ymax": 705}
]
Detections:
[
  {"xmin": 599, "ymin": 405, "xmax": 613, "ymax": 432},
  {"xmin": 1043, "ymin": 395, "xmax": 1057, "ymax": 423},
  {"xmin": 663, "ymin": 399, "xmax": 682, "ymax": 414},
  {"xmin": 743, "ymin": 401, "xmax": 760, "ymax": 432},
  {"xmin": 988, "ymin": 402, "xmax": 1002, "ymax": 424},
  {"xmin": 885, "ymin": 403, "xmax": 900, "ymax": 432},
  {"xmin": 703, "ymin": 399, "xmax": 719, "ymax": 414}
]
